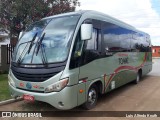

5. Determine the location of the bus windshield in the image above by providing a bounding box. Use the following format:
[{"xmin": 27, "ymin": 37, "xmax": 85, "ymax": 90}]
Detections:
[{"xmin": 13, "ymin": 15, "xmax": 80, "ymax": 65}]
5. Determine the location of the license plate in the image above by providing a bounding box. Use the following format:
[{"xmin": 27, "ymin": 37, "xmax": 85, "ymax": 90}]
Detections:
[{"xmin": 23, "ymin": 94, "xmax": 34, "ymax": 102}]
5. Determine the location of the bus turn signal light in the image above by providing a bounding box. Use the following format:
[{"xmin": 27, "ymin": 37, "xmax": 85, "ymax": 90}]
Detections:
[{"xmin": 79, "ymin": 89, "xmax": 84, "ymax": 93}]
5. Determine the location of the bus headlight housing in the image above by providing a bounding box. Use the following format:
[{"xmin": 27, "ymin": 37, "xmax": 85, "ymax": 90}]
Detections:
[{"xmin": 45, "ymin": 78, "xmax": 69, "ymax": 93}]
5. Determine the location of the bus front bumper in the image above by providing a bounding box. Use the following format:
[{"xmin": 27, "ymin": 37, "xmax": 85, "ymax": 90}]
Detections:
[{"xmin": 9, "ymin": 83, "xmax": 78, "ymax": 110}]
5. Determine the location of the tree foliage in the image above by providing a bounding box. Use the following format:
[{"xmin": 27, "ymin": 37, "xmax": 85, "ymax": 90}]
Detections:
[{"xmin": 0, "ymin": 0, "xmax": 80, "ymax": 37}]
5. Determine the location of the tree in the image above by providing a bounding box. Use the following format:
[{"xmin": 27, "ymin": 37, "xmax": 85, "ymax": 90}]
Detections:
[{"xmin": 0, "ymin": 0, "xmax": 80, "ymax": 37}]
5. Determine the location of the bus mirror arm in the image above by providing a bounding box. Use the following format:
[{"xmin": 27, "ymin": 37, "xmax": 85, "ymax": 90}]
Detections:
[
  {"xmin": 74, "ymin": 51, "xmax": 82, "ymax": 58},
  {"xmin": 74, "ymin": 41, "xmax": 84, "ymax": 58}
]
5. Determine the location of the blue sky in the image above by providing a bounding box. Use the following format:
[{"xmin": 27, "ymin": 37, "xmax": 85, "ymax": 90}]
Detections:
[
  {"xmin": 77, "ymin": 0, "xmax": 160, "ymax": 46},
  {"xmin": 151, "ymin": 0, "xmax": 160, "ymax": 14}
]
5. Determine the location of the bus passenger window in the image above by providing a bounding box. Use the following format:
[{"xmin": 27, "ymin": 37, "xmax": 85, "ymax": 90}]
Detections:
[
  {"xmin": 102, "ymin": 23, "xmax": 131, "ymax": 53},
  {"xmin": 86, "ymin": 29, "xmax": 98, "ymax": 50}
]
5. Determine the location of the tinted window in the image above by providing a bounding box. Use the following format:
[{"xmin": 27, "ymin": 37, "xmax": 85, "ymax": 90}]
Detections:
[
  {"xmin": 82, "ymin": 28, "xmax": 100, "ymax": 64},
  {"xmin": 131, "ymin": 33, "xmax": 140, "ymax": 52},
  {"xmin": 102, "ymin": 22, "xmax": 131, "ymax": 52},
  {"xmin": 70, "ymin": 27, "xmax": 101, "ymax": 69},
  {"xmin": 131, "ymin": 33, "xmax": 150, "ymax": 52},
  {"xmin": 86, "ymin": 29, "xmax": 98, "ymax": 50},
  {"xmin": 70, "ymin": 30, "xmax": 83, "ymax": 69}
]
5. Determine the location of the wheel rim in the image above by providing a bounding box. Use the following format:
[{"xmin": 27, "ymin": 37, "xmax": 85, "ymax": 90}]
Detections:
[
  {"xmin": 88, "ymin": 88, "xmax": 97, "ymax": 105},
  {"xmin": 137, "ymin": 74, "xmax": 140, "ymax": 82}
]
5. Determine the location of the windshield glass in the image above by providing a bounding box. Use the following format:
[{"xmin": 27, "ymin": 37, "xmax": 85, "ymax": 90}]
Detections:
[{"xmin": 13, "ymin": 15, "xmax": 80, "ymax": 64}]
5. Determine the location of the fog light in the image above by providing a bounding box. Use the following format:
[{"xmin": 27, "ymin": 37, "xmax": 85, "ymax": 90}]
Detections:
[{"xmin": 58, "ymin": 102, "xmax": 64, "ymax": 107}]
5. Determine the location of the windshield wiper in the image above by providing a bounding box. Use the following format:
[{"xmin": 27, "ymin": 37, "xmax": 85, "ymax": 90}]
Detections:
[
  {"xmin": 17, "ymin": 32, "xmax": 48, "ymax": 66},
  {"xmin": 35, "ymin": 33, "xmax": 48, "ymax": 67},
  {"xmin": 41, "ymin": 44, "xmax": 48, "ymax": 67},
  {"xmin": 17, "ymin": 42, "xmax": 29, "ymax": 65},
  {"xmin": 16, "ymin": 33, "xmax": 38, "ymax": 65},
  {"xmin": 36, "ymin": 33, "xmax": 45, "ymax": 55},
  {"xmin": 28, "ymin": 32, "xmax": 38, "ymax": 54}
]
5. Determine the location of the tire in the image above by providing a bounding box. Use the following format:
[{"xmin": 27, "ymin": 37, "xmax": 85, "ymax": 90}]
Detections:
[
  {"xmin": 134, "ymin": 72, "xmax": 140, "ymax": 84},
  {"xmin": 83, "ymin": 85, "xmax": 98, "ymax": 110}
]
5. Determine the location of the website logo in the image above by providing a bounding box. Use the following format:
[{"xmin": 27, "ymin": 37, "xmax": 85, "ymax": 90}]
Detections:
[{"xmin": 2, "ymin": 112, "xmax": 11, "ymax": 118}]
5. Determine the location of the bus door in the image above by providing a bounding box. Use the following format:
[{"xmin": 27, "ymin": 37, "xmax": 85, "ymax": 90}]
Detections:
[{"xmin": 78, "ymin": 19, "xmax": 103, "ymax": 104}]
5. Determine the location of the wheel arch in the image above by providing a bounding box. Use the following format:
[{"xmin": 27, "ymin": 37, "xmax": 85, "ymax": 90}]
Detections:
[
  {"xmin": 138, "ymin": 68, "xmax": 142, "ymax": 78},
  {"xmin": 87, "ymin": 80, "xmax": 103, "ymax": 95}
]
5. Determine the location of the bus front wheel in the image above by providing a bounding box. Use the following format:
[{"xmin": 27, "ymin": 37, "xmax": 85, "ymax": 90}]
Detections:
[{"xmin": 83, "ymin": 85, "xmax": 98, "ymax": 110}]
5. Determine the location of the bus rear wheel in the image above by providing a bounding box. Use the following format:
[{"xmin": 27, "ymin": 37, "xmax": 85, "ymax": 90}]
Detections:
[
  {"xmin": 134, "ymin": 71, "xmax": 140, "ymax": 84},
  {"xmin": 83, "ymin": 85, "xmax": 98, "ymax": 110}
]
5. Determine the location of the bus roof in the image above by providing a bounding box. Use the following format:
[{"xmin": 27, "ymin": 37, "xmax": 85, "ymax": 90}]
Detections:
[{"xmin": 42, "ymin": 10, "xmax": 148, "ymax": 36}]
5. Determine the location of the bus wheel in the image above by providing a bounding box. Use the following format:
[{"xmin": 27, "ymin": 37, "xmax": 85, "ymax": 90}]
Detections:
[
  {"xmin": 134, "ymin": 72, "xmax": 140, "ymax": 84},
  {"xmin": 83, "ymin": 85, "xmax": 98, "ymax": 110}
]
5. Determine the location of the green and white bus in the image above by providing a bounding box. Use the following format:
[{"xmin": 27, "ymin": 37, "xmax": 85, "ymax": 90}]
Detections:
[{"xmin": 8, "ymin": 10, "xmax": 152, "ymax": 110}]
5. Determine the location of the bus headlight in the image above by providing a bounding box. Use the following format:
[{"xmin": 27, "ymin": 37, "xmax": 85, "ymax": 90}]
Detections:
[
  {"xmin": 8, "ymin": 76, "xmax": 16, "ymax": 87},
  {"xmin": 45, "ymin": 78, "xmax": 69, "ymax": 93}
]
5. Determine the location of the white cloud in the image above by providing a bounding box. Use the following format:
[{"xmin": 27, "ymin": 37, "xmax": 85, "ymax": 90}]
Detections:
[{"xmin": 76, "ymin": 0, "xmax": 160, "ymax": 45}]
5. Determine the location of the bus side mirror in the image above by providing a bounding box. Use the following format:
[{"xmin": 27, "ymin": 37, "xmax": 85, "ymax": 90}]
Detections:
[{"xmin": 81, "ymin": 24, "xmax": 93, "ymax": 40}]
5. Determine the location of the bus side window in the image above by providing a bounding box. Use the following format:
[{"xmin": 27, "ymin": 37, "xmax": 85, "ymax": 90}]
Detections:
[
  {"xmin": 82, "ymin": 28, "xmax": 100, "ymax": 64},
  {"xmin": 102, "ymin": 22, "xmax": 131, "ymax": 53},
  {"xmin": 70, "ymin": 30, "xmax": 83, "ymax": 69},
  {"xmin": 86, "ymin": 28, "xmax": 98, "ymax": 50},
  {"xmin": 131, "ymin": 33, "xmax": 150, "ymax": 52}
]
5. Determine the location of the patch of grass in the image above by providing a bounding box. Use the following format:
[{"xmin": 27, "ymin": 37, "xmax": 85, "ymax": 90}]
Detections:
[{"xmin": 0, "ymin": 74, "xmax": 11, "ymax": 101}]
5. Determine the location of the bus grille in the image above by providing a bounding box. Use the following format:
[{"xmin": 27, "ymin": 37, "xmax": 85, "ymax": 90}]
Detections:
[
  {"xmin": 11, "ymin": 63, "xmax": 65, "ymax": 82},
  {"xmin": 12, "ymin": 70, "xmax": 58, "ymax": 82}
]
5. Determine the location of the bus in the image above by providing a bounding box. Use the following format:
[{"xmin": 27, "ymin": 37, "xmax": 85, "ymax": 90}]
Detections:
[{"xmin": 8, "ymin": 10, "xmax": 152, "ymax": 110}]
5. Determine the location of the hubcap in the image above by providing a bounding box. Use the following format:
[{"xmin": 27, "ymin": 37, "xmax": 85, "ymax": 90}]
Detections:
[
  {"xmin": 88, "ymin": 89, "xmax": 96, "ymax": 105},
  {"xmin": 137, "ymin": 74, "xmax": 140, "ymax": 82}
]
